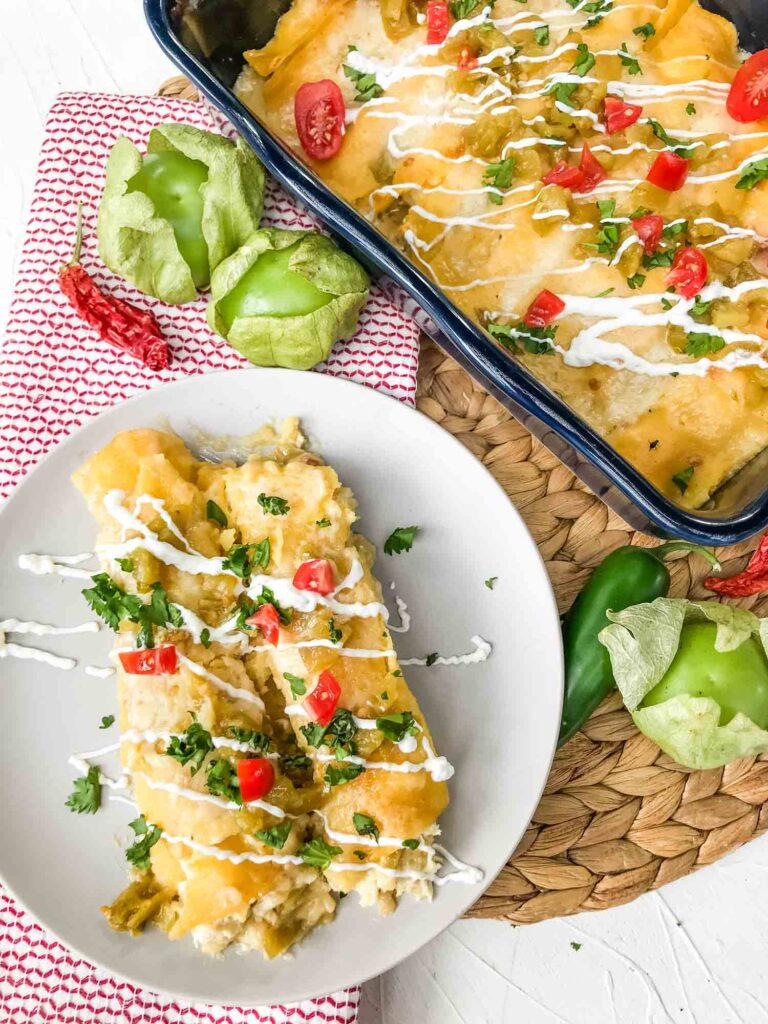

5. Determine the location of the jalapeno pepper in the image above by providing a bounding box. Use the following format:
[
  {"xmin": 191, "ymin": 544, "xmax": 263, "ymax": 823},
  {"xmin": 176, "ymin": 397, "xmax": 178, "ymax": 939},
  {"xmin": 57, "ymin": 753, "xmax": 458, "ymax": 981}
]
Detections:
[{"xmin": 559, "ymin": 542, "xmax": 720, "ymax": 746}]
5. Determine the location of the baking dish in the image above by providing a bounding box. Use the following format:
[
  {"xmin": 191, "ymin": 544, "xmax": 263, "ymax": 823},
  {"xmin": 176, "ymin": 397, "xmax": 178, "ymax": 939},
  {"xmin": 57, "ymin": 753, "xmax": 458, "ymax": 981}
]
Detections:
[{"xmin": 144, "ymin": 0, "xmax": 768, "ymax": 544}]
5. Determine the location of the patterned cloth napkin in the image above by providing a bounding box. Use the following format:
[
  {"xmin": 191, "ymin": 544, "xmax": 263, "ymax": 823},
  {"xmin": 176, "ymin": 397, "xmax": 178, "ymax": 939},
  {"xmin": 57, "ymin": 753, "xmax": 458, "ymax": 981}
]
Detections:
[{"xmin": 0, "ymin": 91, "xmax": 422, "ymax": 1022}]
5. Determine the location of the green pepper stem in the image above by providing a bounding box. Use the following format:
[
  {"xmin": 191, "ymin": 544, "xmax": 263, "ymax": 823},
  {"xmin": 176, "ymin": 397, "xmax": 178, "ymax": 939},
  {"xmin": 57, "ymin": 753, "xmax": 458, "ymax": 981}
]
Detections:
[{"xmin": 652, "ymin": 541, "xmax": 721, "ymax": 573}]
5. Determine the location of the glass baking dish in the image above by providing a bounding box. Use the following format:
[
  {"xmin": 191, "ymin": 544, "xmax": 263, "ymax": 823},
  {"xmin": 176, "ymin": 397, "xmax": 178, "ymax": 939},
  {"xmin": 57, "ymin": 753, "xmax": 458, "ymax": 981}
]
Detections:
[{"xmin": 144, "ymin": 0, "xmax": 768, "ymax": 544}]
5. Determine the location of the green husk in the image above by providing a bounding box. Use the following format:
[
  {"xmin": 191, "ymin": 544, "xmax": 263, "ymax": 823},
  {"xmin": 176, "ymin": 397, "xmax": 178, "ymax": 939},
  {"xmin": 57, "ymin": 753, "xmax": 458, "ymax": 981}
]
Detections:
[
  {"xmin": 98, "ymin": 123, "xmax": 265, "ymax": 304},
  {"xmin": 207, "ymin": 228, "xmax": 370, "ymax": 369}
]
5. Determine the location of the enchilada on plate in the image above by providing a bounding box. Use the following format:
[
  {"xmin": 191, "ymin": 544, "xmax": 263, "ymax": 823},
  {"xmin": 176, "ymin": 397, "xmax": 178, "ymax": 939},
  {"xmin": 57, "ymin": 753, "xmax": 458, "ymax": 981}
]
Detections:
[
  {"xmin": 72, "ymin": 421, "xmax": 465, "ymax": 958},
  {"xmin": 234, "ymin": 0, "xmax": 768, "ymax": 511}
]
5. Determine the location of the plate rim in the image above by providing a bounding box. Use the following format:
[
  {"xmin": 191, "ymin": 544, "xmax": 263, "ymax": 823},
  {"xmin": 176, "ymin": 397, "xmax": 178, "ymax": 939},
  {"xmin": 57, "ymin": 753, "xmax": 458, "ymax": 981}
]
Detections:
[{"xmin": 0, "ymin": 367, "xmax": 564, "ymax": 1005}]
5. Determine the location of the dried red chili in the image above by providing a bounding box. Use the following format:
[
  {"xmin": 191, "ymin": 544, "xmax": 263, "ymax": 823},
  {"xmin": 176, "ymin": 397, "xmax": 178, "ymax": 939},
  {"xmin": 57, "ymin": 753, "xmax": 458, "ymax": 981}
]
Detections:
[
  {"xmin": 703, "ymin": 533, "xmax": 768, "ymax": 597},
  {"xmin": 59, "ymin": 205, "xmax": 170, "ymax": 371}
]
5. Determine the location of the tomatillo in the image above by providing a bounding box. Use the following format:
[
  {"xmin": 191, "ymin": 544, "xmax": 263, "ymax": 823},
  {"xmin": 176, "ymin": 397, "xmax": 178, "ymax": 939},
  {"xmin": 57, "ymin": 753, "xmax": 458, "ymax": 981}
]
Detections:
[
  {"xmin": 127, "ymin": 151, "xmax": 210, "ymax": 289},
  {"xmin": 98, "ymin": 123, "xmax": 265, "ymax": 304},
  {"xmin": 208, "ymin": 228, "xmax": 369, "ymax": 370},
  {"xmin": 642, "ymin": 622, "xmax": 768, "ymax": 728},
  {"xmin": 599, "ymin": 597, "xmax": 768, "ymax": 769},
  {"xmin": 217, "ymin": 241, "xmax": 332, "ymax": 328}
]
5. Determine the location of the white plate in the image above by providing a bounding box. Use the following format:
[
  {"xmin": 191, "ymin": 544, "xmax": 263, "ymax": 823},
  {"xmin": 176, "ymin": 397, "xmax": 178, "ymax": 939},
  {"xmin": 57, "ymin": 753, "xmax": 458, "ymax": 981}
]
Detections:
[{"xmin": 0, "ymin": 369, "xmax": 562, "ymax": 1006}]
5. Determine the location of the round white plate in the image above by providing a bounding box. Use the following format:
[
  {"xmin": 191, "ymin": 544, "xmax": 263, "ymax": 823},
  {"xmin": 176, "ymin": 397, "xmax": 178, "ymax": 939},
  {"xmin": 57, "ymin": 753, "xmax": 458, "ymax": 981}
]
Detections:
[{"xmin": 0, "ymin": 368, "xmax": 562, "ymax": 1006}]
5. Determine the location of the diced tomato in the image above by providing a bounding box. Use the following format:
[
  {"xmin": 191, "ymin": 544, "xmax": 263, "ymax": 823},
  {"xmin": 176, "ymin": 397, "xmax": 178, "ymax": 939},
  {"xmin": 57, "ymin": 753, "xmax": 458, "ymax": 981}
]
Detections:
[
  {"xmin": 574, "ymin": 144, "xmax": 607, "ymax": 193},
  {"xmin": 523, "ymin": 290, "xmax": 565, "ymax": 328},
  {"xmin": 306, "ymin": 670, "xmax": 341, "ymax": 726},
  {"xmin": 726, "ymin": 49, "xmax": 768, "ymax": 123},
  {"xmin": 632, "ymin": 214, "xmax": 664, "ymax": 255},
  {"xmin": 666, "ymin": 246, "xmax": 708, "ymax": 299},
  {"xmin": 237, "ymin": 758, "xmax": 275, "ymax": 803},
  {"xmin": 293, "ymin": 559, "xmax": 335, "ymax": 595},
  {"xmin": 542, "ymin": 161, "xmax": 585, "ymax": 189},
  {"xmin": 119, "ymin": 645, "xmax": 177, "ymax": 675},
  {"xmin": 604, "ymin": 96, "xmax": 643, "ymax": 134},
  {"xmin": 294, "ymin": 80, "xmax": 346, "ymax": 161},
  {"xmin": 426, "ymin": 1, "xmax": 450, "ymax": 44},
  {"xmin": 647, "ymin": 151, "xmax": 689, "ymax": 192},
  {"xmin": 457, "ymin": 46, "xmax": 478, "ymax": 71},
  {"xmin": 246, "ymin": 604, "xmax": 281, "ymax": 646}
]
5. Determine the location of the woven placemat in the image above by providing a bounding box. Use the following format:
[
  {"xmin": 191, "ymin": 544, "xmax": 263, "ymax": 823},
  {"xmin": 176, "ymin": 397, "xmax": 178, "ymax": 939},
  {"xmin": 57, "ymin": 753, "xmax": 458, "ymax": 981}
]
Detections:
[{"xmin": 156, "ymin": 76, "xmax": 768, "ymax": 923}]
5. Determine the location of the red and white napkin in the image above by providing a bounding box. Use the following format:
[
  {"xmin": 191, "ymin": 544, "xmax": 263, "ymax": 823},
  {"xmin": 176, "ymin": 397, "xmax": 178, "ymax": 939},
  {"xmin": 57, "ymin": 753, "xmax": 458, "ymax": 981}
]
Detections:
[{"xmin": 0, "ymin": 91, "xmax": 422, "ymax": 1022}]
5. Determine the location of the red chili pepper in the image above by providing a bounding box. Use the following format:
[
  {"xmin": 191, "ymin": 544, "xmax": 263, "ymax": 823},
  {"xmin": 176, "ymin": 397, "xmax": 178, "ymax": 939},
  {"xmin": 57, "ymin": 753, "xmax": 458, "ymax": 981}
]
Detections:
[
  {"xmin": 523, "ymin": 290, "xmax": 565, "ymax": 328},
  {"xmin": 666, "ymin": 246, "xmax": 708, "ymax": 299},
  {"xmin": 647, "ymin": 151, "xmax": 690, "ymax": 192},
  {"xmin": 118, "ymin": 645, "xmax": 178, "ymax": 675},
  {"xmin": 426, "ymin": 1, "xmax": 450, "ymax": 44},
  {"xmin": 632, "ymin": 214, "xmax": 664, "ymax": 255},
  {"xmin": 237, "ymin": 757, "xmax": 275, "ymax": 803},
  {"xmin": 293, "ymin": 559, "xmax": 335, "ymax": 595},
  {"xmin": 542, "ymin": 161, "xmax": 584, "ymax": 189},
  {"xmin": 58, "ymin": 204, "xmax": 170, "ymax": 371},
  {"xmin": 574, "ymin": 144, "xmax": 607, "ymax": 194},
  {"xmin": 246, "ymin": 604, "xmax": 281, "ymax": 645},
  {"xmin": 306, "ymin": 670, "xmax": 341, "ymax": 726},
  {"xmin": 704, "ymin": 533, "xmax": 768, "ymax": 596},
  {"xmin": 604, "ymin": 96, "xmax": 643, "ymax": 134},
  {"xmin": 457, "ymin": 46, "xmax": 478, "ymax": 71}
]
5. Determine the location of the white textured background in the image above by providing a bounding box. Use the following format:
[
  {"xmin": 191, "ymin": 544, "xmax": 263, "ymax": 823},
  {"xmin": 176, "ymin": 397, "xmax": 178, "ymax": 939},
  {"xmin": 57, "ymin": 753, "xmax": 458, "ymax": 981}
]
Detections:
[{"xmin": 2, "ymin": 3, "xmax": 768, "ymax": 1021}]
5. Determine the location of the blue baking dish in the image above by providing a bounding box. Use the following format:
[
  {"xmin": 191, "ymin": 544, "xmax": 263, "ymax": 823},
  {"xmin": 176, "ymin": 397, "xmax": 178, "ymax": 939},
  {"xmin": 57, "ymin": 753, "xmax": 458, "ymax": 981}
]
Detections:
[{"xmin": 144, "ymin": 0, "xmax": 768, "ymax": 544}]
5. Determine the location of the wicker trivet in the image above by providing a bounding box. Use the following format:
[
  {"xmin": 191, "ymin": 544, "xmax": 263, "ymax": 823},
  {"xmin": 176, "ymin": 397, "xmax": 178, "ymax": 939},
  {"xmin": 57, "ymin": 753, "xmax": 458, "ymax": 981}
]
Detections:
[{"xmin": 159, "ymin": 76, "xmax": 768, "ymax": 923}]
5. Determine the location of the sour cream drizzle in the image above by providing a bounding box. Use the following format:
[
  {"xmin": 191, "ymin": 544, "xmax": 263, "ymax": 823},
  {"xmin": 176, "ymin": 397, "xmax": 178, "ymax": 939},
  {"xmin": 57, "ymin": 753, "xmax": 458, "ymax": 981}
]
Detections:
[{"xmin": 18, "ymin": 552, "xmax": 94, "ymax": 579}]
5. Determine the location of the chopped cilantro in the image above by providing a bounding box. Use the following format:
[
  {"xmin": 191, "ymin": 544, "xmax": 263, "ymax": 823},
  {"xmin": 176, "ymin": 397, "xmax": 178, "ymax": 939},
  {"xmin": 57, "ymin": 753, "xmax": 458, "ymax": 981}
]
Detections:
[
  {"xmin": 82, "ymin": 573, "xmax": 142, "ymax": 631},
  {"xmin": 206, "ymin": 500, "xmax": 227, "ymax": 528},
  {"xmin": 99, "ymin": 714, "xmax": 115, "ymax": 730},
  {"xmin": 125, "ymin": 815, "xmax": 161, "ymax": 871},
  {"xmin": 483, "ymin": 156, "xmax": 516, "ymax": 204},
  {"xmin": 353, "ymin": 812, "xmax": 380, "ymax": 842},
  {"xmin": 328, "ymin": 618, "xmax": 342, "ymax": 644},
  {"xmin": 572, "ymin": 43, "xmax": 595, "ymax": 78},
  {"xmin": 402, "ymin": 838, "xmax": 420, "ymax": 850},
  {"xmin": 391, "ymin": 669, "xmax": 402, "ymax": 677},
  {"xmin": 115, "ymin": 557, "xmax": 134, "ymax": 573},
  {"xmin": 683, "ymin": 331, "xmax": 725, "ymax": 356},
  {"xmin": 489, "ymin": 321, "xmax": 557, "ymax": 355},
  {"xmin": 647, "ymin": 119, "xmax": 695, "ymax": 158},
  {"xmin": 200, "ymin": 628, "xmax": 211, "ymax": 648},
  {"xmin": 229, "ymin": 727, "xmax": 270, "ymax": 752},
  {"xmin": 325, "ymin": 762, "xmax": 365, "ymax": 787},
  {"xmin": 672, "ymin": 466, "xmax": 695, "ymax": 494},
  {"xmin": 299, "ymin": 837, "xmax": 342, "ymax": 869},
  {"xmin": 686, "ymin": 102, "xmax": 696, "ymax": 116},
  {"xmin": 545, "ymin": 79, "xmax": 579, "ymax": 108},
  {"xmin": 383, "ymin": 526, "xmax": 419, "ymax": 555},
  {"xmin": 690, "ymin": 295, "xmax": 713, "ymax": 318},
  {"xmin": 570, "ymin": 941, "xmax": 583, "ymax": 951},
  {"xmin": 376, "ymin": 711, "xmax": 418, "ymax": 743},
  {"xmin": 257, "ymin": 493, "xmax": 290, "ymax": 516},
  {"xmin": 223, "ymin": 539, "xmax": 270, "ymax": 580},
  {"xmin": 205, "ymin": 758, "xmax": 241, "ymax": 803},
  {"xmin": 649, "ymin": 439, "xmax": 659, "ymax": 450},
  {"xmin": 285, "ymin": 671, "xmax": 306, "ymax": 697},
  {"xmin": 166, "ymin": 715, "xmax": 214, "ymax": 775},
  {"xmin": 662, "ymin": 220, "xmax": 687, "ymax": 241},
  {"xmin": 485, "ymin": 576, "xmax": 498, "ymax": 590},
  {"xmin": 627, "ymin": 273, "xmax": 646, "ymax": 290},
  {"xmin": 633, "ymin": 22, "xmax": 655, "ymax": 38},
  {"xmin": 380, "ymin": 690, "xmax": 389, "ymax": 700},
  {"xmin": 582, "ymin": 0, "xmax": 613, "ymax": 28},
  {"xmin": 534, "ymin": 25, "xmax": 550, "ymax": 46},
  {"xmin": 65, "ymin": 766, "xmax": 101, "ymax": 814},
  {"xmin": 255, "ymin": 821, "xmax": 292, "ymax": 849},
  {"xmin": 316, "ymin": 518, "xmax": 331, "ymax": 528},
  {"xmin": 661, "ymin": 297, "xmax": 674, "ymax": 311},
  {"xmin": 281, "ymin": 753, "xmax": 312, "ymax": 772},
  {"xmin": 343, "ymin": 51, "xmax": 383, "ymax": 103},
  {"xmin": 736, "ymin": 157, "xmax": 768, "ymax": 191},
  {"xmin": 619, "ymin": 43, "xmax": 642, "ymax": 76},
  {"xmin": 425, "ymin": 652, "xmax": 439, "ymax": 667},
  {"xmin": 353, "ymin": 849, "xmax": 367, "ymax": 860},
  {"xmin": 643, "ymin": 249, "xmax": 675, "ymax": 270}
]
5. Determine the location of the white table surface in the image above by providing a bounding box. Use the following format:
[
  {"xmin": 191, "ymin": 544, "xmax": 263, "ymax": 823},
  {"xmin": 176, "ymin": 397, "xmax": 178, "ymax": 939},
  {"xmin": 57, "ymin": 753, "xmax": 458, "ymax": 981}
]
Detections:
[{"xmin": 2, "ymin": 3, "xmax": 768, "ymax": 1022}]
